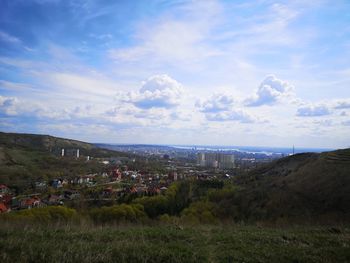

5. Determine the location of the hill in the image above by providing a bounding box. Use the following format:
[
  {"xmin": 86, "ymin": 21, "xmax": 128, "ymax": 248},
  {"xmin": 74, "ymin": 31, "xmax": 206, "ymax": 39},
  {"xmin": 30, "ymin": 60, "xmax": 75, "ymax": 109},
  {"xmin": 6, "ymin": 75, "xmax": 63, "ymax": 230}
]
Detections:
[
  {"xmin": 0, "ymin": 132, "xmax": 131, "ymax": 158},
  {"xmin": 229, "ymin": 149, "xmax": 350, "ymax": 223},
  {"xmin": 0, "ymin": 132, "xmax": 131, "ymax": 191}
]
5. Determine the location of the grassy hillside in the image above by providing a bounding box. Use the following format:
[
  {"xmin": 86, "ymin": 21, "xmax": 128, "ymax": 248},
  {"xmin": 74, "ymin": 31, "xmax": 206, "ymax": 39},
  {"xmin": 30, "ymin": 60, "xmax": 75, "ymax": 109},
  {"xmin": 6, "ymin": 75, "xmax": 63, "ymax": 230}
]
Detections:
[
  {"xmin": 0, "ymin": 223, "xmax": 349, "ymax": 263},
  {"xmin": 0, "ymin": 131, "xmax": 130, "ymax": 157},
  {"xmin": 230, "ymin": 149, "xmax": 350, "ymax": 222},
  {"xmin": 0, "ymin": 132, "xmax": 131, "ymax": 191}
]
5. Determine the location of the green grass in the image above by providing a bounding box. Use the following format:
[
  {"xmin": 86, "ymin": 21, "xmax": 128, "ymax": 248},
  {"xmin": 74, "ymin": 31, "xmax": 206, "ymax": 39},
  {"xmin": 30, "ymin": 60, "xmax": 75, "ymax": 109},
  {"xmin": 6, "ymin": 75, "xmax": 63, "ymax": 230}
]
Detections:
[{"xmin": 0, "ymin": 224, "xmax": 349, "ymax": 263}]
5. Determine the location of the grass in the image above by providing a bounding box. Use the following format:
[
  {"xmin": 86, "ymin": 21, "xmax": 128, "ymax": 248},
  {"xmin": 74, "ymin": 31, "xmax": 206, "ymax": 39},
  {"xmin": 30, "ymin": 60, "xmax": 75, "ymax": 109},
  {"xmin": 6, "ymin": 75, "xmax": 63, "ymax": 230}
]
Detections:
[{"xmin": 0, "ymin": 223, "xmax": 349, "ymax": 263}]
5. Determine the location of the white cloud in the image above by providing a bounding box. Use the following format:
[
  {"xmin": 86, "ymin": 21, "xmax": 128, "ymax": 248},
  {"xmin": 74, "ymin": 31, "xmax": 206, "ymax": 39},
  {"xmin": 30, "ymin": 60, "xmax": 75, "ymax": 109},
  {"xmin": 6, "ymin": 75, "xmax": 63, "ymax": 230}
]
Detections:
[
  {"xmin": 108, "ymin": 0, "xmax": 223, "ymax": 66},
  {"xmin": 0, "ymin": 96, "xmax": 19, "ymax": 116},
  {"xmin": 313, "ymin": 119, "xmax": 333, "ymax": 127},
  {"xmin": 124, "ymin": 74, "xmax": 184, "ymax": 109},
  {"xmin": 205, "ymin": 109, "xmax": 256, "ymax": 123},
  {"xmin": 246, "ymin": 75, "xmax": 295, "ymax": 106},
  {"xmin": 296, "ymin": 104, "xmax": 331, "ymax": 117},
  {"xmin": 0, "ymin": 31, "xmax": 21, "ymax": 44},
  {"xmin": 196, "ymin": 88, "xmax": 271, "ymax": 124},
  {"xmin": 342, "ymin": 120, "xmax": 350, "ymax": 126},
  {"xmin": 334, "ymin": 100, "xmax": 350, "ymax": 109},
  {"xmin": 169, "ymin": 111, "xmax": 192, "ymax": 122},
  {"xmin": 44, "ymin": 72, "xmax": 118, "ymax": 98},
  {"xmin": 0, "ymin": 80, "xmax": 33, "ymax": 91},
  {"xmin": 196, "ymin": 93, "xmax": 236, "ymax": 113}
]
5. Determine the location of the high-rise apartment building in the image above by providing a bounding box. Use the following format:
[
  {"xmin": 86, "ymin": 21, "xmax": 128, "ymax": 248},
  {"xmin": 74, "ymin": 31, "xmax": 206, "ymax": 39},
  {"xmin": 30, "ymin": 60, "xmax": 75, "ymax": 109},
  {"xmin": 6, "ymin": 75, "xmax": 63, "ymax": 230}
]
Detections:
[{"xmin": 197, "ymin": 152, "xmax": 235, "ymax": 169}]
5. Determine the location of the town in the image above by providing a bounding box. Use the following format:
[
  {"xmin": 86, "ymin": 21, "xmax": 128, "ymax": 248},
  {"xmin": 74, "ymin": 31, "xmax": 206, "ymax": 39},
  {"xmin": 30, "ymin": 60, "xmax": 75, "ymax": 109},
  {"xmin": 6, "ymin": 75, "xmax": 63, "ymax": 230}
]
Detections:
[{"xmin": 0, "ymin": 145, "xmax": 281, "ymax": 214}]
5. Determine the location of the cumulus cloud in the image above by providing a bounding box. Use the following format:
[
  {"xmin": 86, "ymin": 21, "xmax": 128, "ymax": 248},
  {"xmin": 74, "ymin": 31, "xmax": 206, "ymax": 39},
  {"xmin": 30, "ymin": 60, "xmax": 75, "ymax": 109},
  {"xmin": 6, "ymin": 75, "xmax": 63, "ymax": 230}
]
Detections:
[
  {"xmin": 196, "ymin": 93, "xmax": 235, "ymax": 113},
  {"xmin": 313, "ymin": 119, "xmax": 333, "ymax": 127},
  {"xmin": 170, "ymin": 111, "xmax": 192, "ymax": 122},
  {"xmin": 205, "ymin": 110, "xmax": 255, "ymax": 123},
  {"xmin": 33, "ymin": 107, "xmax": 71, "ymax": 120},
  {"xmin": 342, "ymin": 120, "xmax": 350, "ymax": 126},
  {"xmin": 197, "ymin": 92, "xmax": 259, "ymax": 123},
  {"xmin": 246, "ymin": 75, "xmax": 294, "ymax": 106},
  {"xmin": 0, "ymin": 96, "xmax": 19, "ymax": 116},
  {"xmin": 296, "ymin": 104, "xmax": 331, "ymax": 117},
  {"xmin": 334, "ymin": 100, "xmax": 350, "ymax": 109},
  {"xmin": 104, "ymin": 102, "xmax": 189, "ymax": 126},
  {"xmin": 125, "ymin": 74, "xmax": 184, "ymax": 109}
]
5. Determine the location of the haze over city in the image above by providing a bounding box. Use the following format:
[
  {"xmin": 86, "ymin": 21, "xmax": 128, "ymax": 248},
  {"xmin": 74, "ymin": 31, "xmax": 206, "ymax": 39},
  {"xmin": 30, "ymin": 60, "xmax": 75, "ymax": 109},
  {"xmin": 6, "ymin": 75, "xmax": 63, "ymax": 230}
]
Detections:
[{"xmin": 1, "ymin": 0, "xmax": 350, "ymax": 148}]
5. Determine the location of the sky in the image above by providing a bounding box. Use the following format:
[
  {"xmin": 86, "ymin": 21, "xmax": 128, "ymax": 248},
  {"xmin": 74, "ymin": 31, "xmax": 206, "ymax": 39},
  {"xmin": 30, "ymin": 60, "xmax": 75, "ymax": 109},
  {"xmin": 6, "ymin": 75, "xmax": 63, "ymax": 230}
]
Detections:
[{"xmin": 0, "ymin": 0, "xmax": 350, "ymax": 148}]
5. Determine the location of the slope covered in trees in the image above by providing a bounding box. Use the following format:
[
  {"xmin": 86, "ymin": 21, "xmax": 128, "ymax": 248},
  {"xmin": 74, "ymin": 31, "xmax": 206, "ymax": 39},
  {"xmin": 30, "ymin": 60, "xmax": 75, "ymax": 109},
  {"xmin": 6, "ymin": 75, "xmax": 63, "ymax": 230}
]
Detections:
[
  {"xmin": 0, "ymin": 132, "xmax": 130, "ymax": 191},
  {"xmin": 226, "ymin": 149, "xmax": 350, "ymax": 223}
]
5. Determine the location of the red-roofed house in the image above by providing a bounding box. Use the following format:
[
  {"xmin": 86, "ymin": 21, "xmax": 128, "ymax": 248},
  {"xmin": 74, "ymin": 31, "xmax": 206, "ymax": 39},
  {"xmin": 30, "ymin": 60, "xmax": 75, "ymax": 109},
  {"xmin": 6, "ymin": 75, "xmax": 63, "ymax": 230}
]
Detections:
[
  {"xmin": 111, "ymin": 168, "xmax": 122, "ymax": 180},
  {"xmin": 20, "ymin": 197, "xmax": 41, "ymax": 209},
  {"xmin": 0, "ymin": 202, "xmax": 8, "ymax": 213}
]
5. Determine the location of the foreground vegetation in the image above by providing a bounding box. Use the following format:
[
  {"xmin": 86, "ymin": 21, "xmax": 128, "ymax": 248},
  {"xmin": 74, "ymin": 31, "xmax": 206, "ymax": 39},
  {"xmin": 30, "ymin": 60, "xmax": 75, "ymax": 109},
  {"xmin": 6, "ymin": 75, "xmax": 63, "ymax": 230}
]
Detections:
[{"xmin": 0, "ymin": 222, "xmax": 349, "ymax": 263}]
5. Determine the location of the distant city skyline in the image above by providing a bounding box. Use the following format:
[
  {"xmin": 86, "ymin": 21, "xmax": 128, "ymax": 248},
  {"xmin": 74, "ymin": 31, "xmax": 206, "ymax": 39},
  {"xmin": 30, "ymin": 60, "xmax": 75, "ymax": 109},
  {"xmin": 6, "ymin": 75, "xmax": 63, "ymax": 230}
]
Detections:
[{"xmin": 1, "ymin": 0, "xmax": 350, "ymax": 148}]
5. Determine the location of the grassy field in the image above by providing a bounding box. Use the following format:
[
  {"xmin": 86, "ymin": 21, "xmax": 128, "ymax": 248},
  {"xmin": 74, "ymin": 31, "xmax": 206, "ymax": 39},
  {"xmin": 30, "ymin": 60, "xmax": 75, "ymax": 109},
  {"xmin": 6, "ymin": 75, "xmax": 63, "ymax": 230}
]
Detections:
[{"xmin": 0, "ymin": 223, "xmax": 349, "ymax": 263}]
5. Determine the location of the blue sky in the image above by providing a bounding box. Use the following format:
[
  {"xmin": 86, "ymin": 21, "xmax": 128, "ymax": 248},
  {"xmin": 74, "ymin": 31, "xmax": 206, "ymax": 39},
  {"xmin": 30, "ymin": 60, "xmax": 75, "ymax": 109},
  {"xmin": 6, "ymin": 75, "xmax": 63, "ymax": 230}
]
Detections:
[{"xmin": 0, "ymin": 0, "xmax": 350, "ymax": 148}]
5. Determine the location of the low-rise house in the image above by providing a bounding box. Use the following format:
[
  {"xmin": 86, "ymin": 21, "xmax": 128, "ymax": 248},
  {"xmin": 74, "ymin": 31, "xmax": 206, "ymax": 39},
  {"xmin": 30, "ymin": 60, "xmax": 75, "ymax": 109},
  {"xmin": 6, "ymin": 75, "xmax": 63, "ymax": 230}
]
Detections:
[
  {"xmin": 0, "ymin": 202, "xmax": 8, "ymax": 213},
  {"xmin": 0, "ymin": 184, "xmax": 10, "ymax": 195},
  {"xmin": 51, "ymin": 179, "xmax": 63, "ymax": 189},
  {"xmin": 64, "ymin": 190, "xmax": 80, "ymax": 200},
  {"xmin": 35, "ymin": 181, "xmax": 47, "ymax": 190},
  {"xmin": 47, "ymin": 194, "xmax": 64, "ymax": 205},
  {"xmin": 20, "ymin": 197, "xmax": 42, "ymax": 209},
  {"xmin": 111, "ymin": 168, "xmax": 122, "ymax": 180},
  {"xmin": 77, "ymin": 175, "xmax": 95, "ymax": 185},
  {"xmin": 62, "ymin": 179, "xmax": 69, "ymax": 186}
]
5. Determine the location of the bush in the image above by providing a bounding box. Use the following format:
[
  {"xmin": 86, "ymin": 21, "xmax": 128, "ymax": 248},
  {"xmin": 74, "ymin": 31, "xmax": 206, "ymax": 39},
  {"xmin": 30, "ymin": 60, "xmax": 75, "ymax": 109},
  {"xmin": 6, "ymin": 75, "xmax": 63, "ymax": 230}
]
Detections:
[
  {"xmin": 208, "ymin": 186, "xmax": 236, "ymax": 202},
  {"xmin": 181, "ymin": 201, "xmax": 218, "ymax": 224},
  {"xmin": 1, "ymin": 206, "xmax": 77, "ymax": 222},
  {"xmin": 166, "ymin": 181, "xmax": 192, "ymax": 215},
  {"xmin": 158, "ymin": 213, "xmax": 180, "ymax": 225},
  {"xmin": 89, "ymin": 204, "xmax": 147, "ymax": 224},
  {"xmin": 133, "ymin": 195, "xmax": 168, "ymax": 218},
  {"xmin": 133, "ymin": 181, "xmax": 192, "ymax": 218}
]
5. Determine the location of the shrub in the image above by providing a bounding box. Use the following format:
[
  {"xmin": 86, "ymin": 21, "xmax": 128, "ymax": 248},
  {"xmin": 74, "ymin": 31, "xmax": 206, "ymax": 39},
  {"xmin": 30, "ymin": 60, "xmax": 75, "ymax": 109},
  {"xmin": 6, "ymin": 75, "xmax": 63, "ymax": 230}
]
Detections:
[
  {"xmin": 0, "ymin": 206, "xmax": 77, "ymax": 222},
  {"xmin": 181, "ymin": 201, "xmax": 218, "ymax": 224},
  {"xmin": 208, "ymin": 186, "xmax": 236, "ymax": 202},
  {"xmin": 89, "ymin": 204, "xmax": 147, "ymax": 224},
  {"xmin": 133, "ymin": 195, "xmax": 168, "ymax": 218}
]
